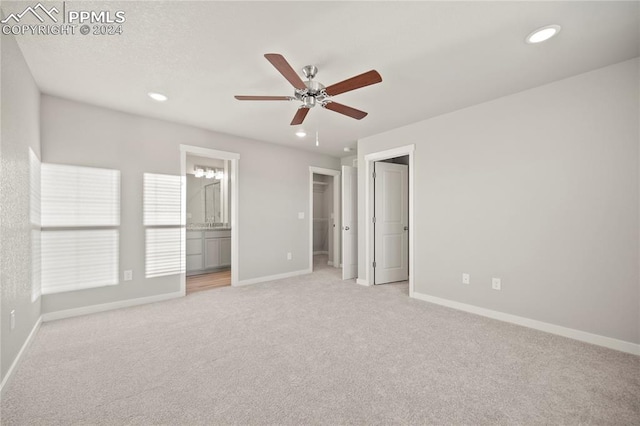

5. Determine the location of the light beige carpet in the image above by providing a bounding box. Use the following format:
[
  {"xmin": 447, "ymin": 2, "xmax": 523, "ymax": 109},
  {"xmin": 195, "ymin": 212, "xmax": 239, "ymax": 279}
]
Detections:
[{"xmin": 2, "ymin": 256, "xmax": 639, "ymax": 425}]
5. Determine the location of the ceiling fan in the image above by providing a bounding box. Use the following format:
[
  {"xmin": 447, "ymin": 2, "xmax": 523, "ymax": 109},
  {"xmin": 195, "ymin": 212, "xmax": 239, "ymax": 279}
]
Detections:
[{"xmin": 235, "ymin": 53, "xmax": 382, "ymax": 126}]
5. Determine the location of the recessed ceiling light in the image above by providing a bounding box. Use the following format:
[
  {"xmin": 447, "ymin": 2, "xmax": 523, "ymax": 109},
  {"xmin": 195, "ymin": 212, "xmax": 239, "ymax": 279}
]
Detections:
[
  {"xmin": 526, "ymin": 25, "xmax": 561, "ymax": 44},
  {"xmin": 148, "ymin": 92, "xmax": 168, "ymax": 102},
  {"xmin": 295, "ymin": 130, "xmax": 306, "ymax": 138}
]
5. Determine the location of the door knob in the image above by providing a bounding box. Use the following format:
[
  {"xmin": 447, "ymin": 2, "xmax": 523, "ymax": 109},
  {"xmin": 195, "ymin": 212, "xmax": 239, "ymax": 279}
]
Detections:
[
  {"xmin": 404, "ymin": 226, "xmax": 409, "ymax": 231},
  {"xmin": 344, "ymin": 226, "xmax": 350, "ymax": 231}
]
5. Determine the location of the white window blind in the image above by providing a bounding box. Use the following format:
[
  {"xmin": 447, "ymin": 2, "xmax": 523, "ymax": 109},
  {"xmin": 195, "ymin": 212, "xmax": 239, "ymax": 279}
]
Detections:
[
  {"xmin": 144, "ymin": 172, "xmax": 181, "ymax": 226},
  {"xmin": 41, "ymin": 164, "xmax": 120, "ymax": 295},
  {"xmin": 145, "ymin": 228, "xmax": 185, "ymax": 278},
  {"xmin": 41, "ymin": 230, "xmax": 119, "ymax": 293},
  {"xmin": 144, "ymin": 173, "xmax": 184, "ymax": 278},
  {"xmin": 42, "ymin": 164, "xmax": 120, "ymax": 227}
]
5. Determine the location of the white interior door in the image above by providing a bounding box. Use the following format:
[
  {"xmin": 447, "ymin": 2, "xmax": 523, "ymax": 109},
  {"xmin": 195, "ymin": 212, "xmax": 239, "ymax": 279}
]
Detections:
[
  {"xmin": 341, "ymin": 165, "xmax": 357, "ymax": 280},
  {"xmin": 374, "ymin": 162, "xmax": 408, "ymax": 284}
]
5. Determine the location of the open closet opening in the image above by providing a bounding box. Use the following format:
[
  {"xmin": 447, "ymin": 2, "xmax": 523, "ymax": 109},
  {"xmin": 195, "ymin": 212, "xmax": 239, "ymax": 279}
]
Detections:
[
  {"xmin": 313, "ymin": 173, "xmax": 334, "ymax": 271},
  {"xmin": 309, "ymin": 167, "xmax": 341, "ymax": 272}
]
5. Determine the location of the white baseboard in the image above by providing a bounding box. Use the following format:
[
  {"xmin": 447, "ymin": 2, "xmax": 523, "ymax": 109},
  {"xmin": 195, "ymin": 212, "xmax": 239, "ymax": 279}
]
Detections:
[
  {"xmin": 356, "ymin": 278, "xmax": 370, "ymax": 286},
  {"xmin": 42, "ymin": 291, "xmax": 184, "ymax": 322},
  {"xmin": 235, "ymin": 268, "xmax": 311, "ymax": 287},
  {"xmin": 412, "ymin": 291, "xmax": 640, "ymax": 356},
  {"xmin": 313, "ymin": 251, "xmax": 328, "ymax": 255},
  {"xmin": 1, "ymin": 316, "xmax": 42, "ymax": 395}
]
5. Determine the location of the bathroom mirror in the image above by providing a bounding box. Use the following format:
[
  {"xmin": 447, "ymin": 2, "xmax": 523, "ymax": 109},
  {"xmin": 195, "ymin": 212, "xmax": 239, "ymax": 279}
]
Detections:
[
  {"xmin": 186, "ymin": 156, "xmax": 230, "ymax": 227},
  {"xmin": 204, "ymin": 181, "xmax": 221, "ymax": 223}
]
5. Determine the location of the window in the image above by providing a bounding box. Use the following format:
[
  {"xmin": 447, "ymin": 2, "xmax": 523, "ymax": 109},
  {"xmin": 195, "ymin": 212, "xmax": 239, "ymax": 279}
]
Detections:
[
  {"xmin": 144, "ymin": 173, "xmax": 184, "ymax": 278},
  {"xmin": 41, "ymin": 164, "xmax": 120, "ymax": 294}
]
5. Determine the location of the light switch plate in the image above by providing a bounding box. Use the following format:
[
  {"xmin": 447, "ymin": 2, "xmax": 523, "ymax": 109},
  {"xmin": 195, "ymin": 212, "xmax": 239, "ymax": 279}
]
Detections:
[
  {"xmin": 298, "ymin": 212, "xmax": 305, "ymax": 219},
  {"xmin": 124, "ymin": 270, "xmax": 133, "ymax": 281},
  {"xmin": 462, "ymin": 273, "xmax": 470, "ymax": 284}
]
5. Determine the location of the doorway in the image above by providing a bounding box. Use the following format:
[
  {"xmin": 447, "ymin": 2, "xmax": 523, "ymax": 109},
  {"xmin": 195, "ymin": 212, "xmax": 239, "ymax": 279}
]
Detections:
[
  {"xmin": 309, "ymin": 167, "xmax": 340, "ymax": 272},
  {"xmin": 363, "ymin": 145, "xmax": 415, "ymax": 295},
  {"xmin": 180, "ymin": 145, "xmax": 239, "ymax": 295},
  {"xmin": 373, "ymin": 156, "xmax": 409, "ymax": 285}
]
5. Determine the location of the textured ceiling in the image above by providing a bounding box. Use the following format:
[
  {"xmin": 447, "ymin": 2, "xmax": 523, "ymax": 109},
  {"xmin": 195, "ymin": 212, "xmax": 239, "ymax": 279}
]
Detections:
[{"xmin": 8, "ymin": 1, "xmax": 639, "ymax": 157}]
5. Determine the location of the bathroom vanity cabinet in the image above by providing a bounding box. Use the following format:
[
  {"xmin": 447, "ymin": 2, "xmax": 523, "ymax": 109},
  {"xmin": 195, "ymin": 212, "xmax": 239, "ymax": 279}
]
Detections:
[{"xmin": 186, "ymin": 229, "xmax": 231, "ymax": 275}]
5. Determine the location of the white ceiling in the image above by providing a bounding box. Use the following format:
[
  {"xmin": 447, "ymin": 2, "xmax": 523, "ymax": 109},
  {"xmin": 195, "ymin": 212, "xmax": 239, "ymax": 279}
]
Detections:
[{"xmin": 9, "ymin": 1, "xmax": 639, "ymax": 157}]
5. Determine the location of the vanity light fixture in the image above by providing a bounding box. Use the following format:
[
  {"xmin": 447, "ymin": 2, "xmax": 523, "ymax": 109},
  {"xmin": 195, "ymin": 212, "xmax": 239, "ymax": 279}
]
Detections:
[
  {"xmin": 194, "ymin": 165, "xmax": 224, "ymax": 179},
  {"xmin": 295, "ymin": 129, "xmax": 306, "ymax": 138},
  {"xmin": 148, "ymin": 92, "xmax": 168, "ymax": 102},
  {"xmin": 526, "ymin": 25, "xmax": 561, "ymax": 44}
]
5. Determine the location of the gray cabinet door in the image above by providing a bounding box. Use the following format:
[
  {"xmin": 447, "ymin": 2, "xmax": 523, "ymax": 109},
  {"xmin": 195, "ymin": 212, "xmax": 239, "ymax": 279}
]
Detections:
[
  {"xmin": 219, "ymin": 237, "xmax": 231, "ymax": 266},
  {"xmin": 204, "ymin": 238, "xmax": 221, "ymax": 269}
]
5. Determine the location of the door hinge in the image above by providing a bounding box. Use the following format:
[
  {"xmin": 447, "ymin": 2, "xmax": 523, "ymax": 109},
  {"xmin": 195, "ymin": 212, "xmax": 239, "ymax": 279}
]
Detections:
[
  {"xmin": 372, "ymin": 171, "xmax": 376, "ymax": 179},
  {"xmin": 372, "ymin": 217, "xmax": 376, "ymax": 223},
  {"xmin": 373, "ymin": 261, "xmax": 377, "ymax": 268}
]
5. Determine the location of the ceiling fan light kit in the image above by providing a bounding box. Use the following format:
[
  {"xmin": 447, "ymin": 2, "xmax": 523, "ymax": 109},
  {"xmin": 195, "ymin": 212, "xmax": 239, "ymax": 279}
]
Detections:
[{"xmin": 235, "ymin": 53, "xmax": 382, "ymax": 126}]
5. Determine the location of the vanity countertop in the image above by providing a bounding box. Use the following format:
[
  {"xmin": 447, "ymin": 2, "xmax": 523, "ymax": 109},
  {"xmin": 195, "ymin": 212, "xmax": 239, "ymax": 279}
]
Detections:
[{"xmin": 187, "ymin": 225, "xmax": 231, "ymax": 231}]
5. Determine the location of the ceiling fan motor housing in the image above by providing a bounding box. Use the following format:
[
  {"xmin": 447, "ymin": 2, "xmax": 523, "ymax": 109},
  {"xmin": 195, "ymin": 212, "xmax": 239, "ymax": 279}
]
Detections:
[
  {"xmin": 302, "ymin": 65, "xmax": 318, "ymax": 79},
  {"xmin": 295, "ymin": 78, "xmax": 328, "ymax": 108}
]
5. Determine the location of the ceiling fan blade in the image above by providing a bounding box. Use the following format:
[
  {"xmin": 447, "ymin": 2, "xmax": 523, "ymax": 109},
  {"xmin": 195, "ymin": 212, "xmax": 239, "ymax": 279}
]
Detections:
[
  {"xmin": 324, "ymin": 70, "xmax": 382, "ymax": 96},
  {"xmin": 290, "ymin": 107, "xmax": 310, "ymax": 126},
  {"xmin": 264, "ymin": 53, "xmax": 306, "ymax": 90},
  {"xmin": 323, "ymin": 102, "xmax": 368, "ymax": 120},
  {"xmin": 234, "ymin": 95, "xmax": 292, "ymax": 101}
]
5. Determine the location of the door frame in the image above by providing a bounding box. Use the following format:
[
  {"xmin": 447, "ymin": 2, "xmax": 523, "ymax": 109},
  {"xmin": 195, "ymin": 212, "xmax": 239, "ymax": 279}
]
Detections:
[
  {"xmin": 363, "ymin": 145, "xmax": 415, "ymax": 296},
  {"xmin": 180, "ymin": 144, "xmax": 240, "ymax": 294},
  {"xmin": 309, "ymin": 166, "xmax": 341, "ymax": 270}
]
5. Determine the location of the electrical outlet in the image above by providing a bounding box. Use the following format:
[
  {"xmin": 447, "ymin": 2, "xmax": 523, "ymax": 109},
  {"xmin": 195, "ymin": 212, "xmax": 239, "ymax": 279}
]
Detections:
[
  {"xmin": 124, "ymin": 270, "xmax": 133, "ymax": 281},
  {"xmin": 287, "ymin": 252, "xmax": 292, "ymax": 260},
  {"xmin": 10, "ymin": 310, "xmax": 15, "ymax": 331},
  {"xmin": 492, "ymin": 278, "xmax": 501, "ymax": 290},
  {"xmin": 298, "ymin": 212, "xmax": 305, "ymax": 219},
  {"xmin": 462, "ymin": 273, "xmax": 470, "ymax": 284}
]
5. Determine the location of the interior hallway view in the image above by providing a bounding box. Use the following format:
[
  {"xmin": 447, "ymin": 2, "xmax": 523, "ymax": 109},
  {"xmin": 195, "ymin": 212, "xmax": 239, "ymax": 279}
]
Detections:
[{"xmin": 2, "ymin": 265, "xmax": 638, "ymax": 425}]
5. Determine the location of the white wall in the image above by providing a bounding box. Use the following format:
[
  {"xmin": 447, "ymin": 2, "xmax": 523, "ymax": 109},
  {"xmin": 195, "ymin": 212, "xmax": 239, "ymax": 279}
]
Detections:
[
  {"xmin": 40, "ymin": 95, "xmax": 339, "ymax": 314},
  {"xmin": 358, "ymin": 58, "xmax": 639, "ymax": 344},
  {"xmin": 1, "ymin": 33, "xmax": 42, "ymax": 383},
  {"xmin": 341, "ymin": 155, "xmax": 357, "ymax": 167}
]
